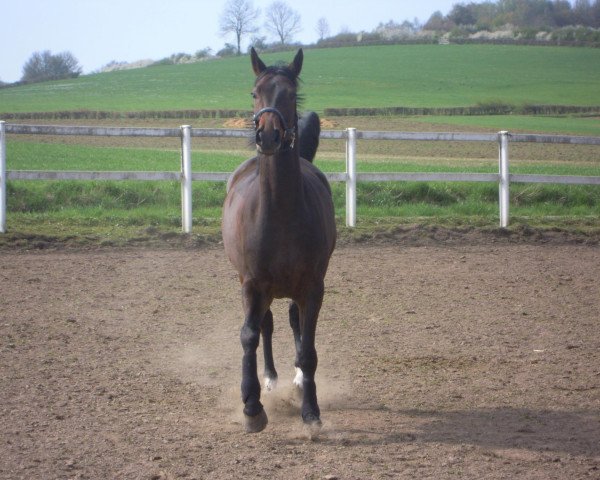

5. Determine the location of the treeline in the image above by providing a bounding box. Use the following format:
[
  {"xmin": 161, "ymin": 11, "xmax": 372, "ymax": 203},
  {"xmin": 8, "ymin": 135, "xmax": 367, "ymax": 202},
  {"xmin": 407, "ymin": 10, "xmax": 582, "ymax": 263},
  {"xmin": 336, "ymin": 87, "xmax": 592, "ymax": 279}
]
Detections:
[
  {"xmin": 313, "ymin": 0, "xmax": 600, "ymax": 49},
  {"xmin": 426, "ymin": 0, "xmax": 600, "ymax": 30},
  {"xmin": 422, "ymin": 0, "xmax": 600, "ymax": 46}
]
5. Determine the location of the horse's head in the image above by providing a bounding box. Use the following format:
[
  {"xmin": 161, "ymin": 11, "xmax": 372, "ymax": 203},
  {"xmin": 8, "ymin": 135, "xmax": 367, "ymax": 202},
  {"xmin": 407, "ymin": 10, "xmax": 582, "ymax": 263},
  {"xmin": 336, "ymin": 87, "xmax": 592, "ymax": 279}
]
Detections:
[{"xmin": 250, "ymin": 47, "xmax": 303, "ymax": 155}]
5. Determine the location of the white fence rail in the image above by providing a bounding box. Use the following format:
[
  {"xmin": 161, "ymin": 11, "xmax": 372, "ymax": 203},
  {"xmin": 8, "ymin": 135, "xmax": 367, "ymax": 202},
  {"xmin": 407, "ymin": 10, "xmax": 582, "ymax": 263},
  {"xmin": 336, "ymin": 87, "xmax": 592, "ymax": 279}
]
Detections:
[{"xmin": 1, "ymin": 120, "xmax": 599, "ymax": 233}]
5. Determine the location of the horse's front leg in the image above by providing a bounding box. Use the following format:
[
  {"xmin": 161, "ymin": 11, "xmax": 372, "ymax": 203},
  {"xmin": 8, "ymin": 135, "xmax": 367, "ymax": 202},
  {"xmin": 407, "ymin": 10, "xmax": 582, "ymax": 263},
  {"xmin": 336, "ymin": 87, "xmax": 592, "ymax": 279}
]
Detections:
[
  {"xmin": 261, "ymin": 309, "xmax": 278, "ymax": 391},
  {"xmin": 240, "ymin": 282, "xmax": 270, "ymax": 433},
  {"xmin": 297, "ymin": 282, "xmax": 325, "ymax": 430}
]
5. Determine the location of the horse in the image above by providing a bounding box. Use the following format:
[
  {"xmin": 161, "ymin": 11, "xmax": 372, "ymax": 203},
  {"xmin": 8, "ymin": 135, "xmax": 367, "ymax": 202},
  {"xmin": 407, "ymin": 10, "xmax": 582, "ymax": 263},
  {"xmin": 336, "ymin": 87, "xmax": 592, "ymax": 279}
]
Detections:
[{"xmin": 222, "ymin": 48, "xmax": 336, "ymax": 434}]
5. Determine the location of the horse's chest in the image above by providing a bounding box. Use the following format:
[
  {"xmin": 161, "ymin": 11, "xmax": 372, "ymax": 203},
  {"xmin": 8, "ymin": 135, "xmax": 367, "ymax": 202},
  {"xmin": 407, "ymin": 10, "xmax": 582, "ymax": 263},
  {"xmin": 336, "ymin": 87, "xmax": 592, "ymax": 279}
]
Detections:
[
  {"xmin": 244, "ymin": 224, "xmax": 316, "ymax": 286},
  {"xmin": 248, "ymin": 225, "xmax": 309, "ymax": 267}
]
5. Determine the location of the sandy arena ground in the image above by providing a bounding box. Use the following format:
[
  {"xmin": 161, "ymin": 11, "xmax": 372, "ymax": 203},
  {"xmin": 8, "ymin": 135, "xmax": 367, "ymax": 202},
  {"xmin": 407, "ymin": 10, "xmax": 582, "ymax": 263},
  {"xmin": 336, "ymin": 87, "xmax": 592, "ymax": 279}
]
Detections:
[{"xmin": 1, "ymin": 238, "xmax": 599, "ymax": 479}]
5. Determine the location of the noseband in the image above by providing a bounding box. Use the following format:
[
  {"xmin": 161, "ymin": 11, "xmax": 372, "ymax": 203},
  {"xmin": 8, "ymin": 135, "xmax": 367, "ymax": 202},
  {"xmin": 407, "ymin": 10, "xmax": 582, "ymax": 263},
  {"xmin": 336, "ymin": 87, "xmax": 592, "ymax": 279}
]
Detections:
[{"xmin": 253, "ymin": 107, "xmax": 296, "ymax": 150}]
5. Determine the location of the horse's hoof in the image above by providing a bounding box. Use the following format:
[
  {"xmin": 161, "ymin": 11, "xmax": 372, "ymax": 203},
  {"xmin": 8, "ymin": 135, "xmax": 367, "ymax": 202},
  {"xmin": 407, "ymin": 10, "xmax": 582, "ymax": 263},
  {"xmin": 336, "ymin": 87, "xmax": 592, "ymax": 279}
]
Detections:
[
  {"xmin": 264, "ymin": 376, "xmax": 277, "ymax": 392},
  {"xmin": 303, "ymin": 412, "xmax": 322, "ymax": 426},
  {"xmin": 303, "ymin": 413, "xmax": 322, "ymax": 440},
  {"xmin": 243, "ymin": 409, "xmax": 268, "ymax": 433}
]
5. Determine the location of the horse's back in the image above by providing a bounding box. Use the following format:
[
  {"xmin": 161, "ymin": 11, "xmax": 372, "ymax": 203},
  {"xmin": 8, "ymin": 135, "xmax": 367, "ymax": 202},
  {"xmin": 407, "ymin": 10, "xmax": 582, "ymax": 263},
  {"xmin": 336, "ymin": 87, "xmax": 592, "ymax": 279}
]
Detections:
[{"xmin": 297, "ymin": 112, "xmax": 320, "ymax": 163}]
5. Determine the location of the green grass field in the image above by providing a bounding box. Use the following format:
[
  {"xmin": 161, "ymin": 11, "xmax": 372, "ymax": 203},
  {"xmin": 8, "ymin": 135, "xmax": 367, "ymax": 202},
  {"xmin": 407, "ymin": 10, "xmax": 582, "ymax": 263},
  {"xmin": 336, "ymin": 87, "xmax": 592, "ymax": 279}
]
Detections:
[
  {"xmin": 411, "ymin": 115, "xmax": 600, "ymax": 136},
  {"xmin": 2, "ymin": 44, "xmax": 600, "ymax": 113},
  {"xmin": 1, "ymin": 44, "xmax": 599, "ymax": 243}
]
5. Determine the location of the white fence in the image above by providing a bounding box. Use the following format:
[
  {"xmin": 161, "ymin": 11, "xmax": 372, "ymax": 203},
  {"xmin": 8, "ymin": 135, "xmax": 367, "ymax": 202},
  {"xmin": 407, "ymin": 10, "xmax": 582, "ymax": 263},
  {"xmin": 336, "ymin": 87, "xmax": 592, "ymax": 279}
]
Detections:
[{"xmin": 1, "ymin": 120, "xmax": 599, "ymax": 233}]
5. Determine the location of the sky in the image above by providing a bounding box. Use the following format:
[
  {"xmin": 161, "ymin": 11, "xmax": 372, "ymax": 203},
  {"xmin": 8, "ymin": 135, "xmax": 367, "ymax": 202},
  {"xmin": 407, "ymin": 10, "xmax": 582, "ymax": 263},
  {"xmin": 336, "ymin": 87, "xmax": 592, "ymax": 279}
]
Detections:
[{"xmin": 2, "ymin": 0, "xmax": 468, "ymax": 83}]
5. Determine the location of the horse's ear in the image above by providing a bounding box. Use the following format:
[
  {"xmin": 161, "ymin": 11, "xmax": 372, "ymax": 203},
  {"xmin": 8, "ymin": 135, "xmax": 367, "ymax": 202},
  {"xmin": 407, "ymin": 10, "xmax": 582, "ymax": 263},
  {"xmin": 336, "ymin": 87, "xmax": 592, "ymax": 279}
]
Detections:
[
  {"xmin": 251, "ymin": 47, "xmax": 267, "ymax": 76},
  {"xmin": 289, "ymin": 49, "xmax": 303, "ymax": 77}
]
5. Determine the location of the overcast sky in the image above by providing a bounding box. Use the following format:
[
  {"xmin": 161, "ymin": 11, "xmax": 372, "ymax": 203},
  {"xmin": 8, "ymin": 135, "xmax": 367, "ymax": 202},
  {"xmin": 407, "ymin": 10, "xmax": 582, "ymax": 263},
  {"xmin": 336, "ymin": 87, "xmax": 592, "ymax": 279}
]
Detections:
[{"xmin": 0, "ymin": 0, "xmax": 532, "ymax": 83}]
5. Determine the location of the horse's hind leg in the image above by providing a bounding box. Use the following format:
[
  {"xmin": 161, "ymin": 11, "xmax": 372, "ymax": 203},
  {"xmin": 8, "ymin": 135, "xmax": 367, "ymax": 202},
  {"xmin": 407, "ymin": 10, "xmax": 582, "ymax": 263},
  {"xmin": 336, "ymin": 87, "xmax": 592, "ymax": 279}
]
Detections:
[
  {"xmin": 261, "ymin": 309, "xmax": 278, "ymax": 391},
  {"xmin": 288, "ymin": 302, "xmax": 304, "ymax": 389}
]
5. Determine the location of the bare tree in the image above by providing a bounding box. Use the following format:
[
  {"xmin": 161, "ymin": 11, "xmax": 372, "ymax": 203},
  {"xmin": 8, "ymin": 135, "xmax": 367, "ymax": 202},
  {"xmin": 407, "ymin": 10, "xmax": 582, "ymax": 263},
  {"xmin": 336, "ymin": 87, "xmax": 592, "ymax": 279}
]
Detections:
[
  {"xmin": 265, "ymin": 1, "xmax": 302, "ymax": 45},
  {"xmin": 220, "ymin": 0, "xmax": 260, "ymax": 56},
  {"xmin": 316, "ymin": 17, "xmax": 330, "ymax": 41}
]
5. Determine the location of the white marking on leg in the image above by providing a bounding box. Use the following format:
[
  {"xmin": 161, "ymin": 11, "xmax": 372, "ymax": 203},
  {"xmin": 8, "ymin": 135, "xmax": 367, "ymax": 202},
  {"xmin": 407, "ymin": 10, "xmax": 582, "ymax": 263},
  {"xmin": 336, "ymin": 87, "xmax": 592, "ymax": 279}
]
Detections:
[
  {"xmin": 264, "ymin": 377, "xmax": 277, "ymax": 392},
  {"xmin": 293, "ymin": 367, "xmax": 304, "ymax": 389}
]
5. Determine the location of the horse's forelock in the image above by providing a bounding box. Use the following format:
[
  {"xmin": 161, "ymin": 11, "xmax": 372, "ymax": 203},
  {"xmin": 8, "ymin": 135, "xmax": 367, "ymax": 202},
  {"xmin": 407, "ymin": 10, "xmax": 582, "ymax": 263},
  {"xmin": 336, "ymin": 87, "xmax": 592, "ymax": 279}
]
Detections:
[{"xmin": 256, "ymin": 64, "xmax": 299, "ymax": 88}]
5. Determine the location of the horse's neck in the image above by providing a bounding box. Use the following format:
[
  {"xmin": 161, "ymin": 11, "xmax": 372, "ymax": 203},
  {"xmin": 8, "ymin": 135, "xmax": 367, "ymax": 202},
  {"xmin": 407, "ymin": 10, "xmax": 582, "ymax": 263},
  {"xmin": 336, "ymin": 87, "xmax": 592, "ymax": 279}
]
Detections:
[{"xmin": 258, "ymin": 149, "xmax": 303, "ymax": 214}]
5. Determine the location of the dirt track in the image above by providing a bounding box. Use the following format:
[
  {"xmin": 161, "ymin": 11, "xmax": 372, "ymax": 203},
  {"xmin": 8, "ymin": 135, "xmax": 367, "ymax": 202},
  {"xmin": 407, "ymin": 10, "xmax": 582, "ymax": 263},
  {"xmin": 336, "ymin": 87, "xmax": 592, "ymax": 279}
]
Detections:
[{"xmin": 1, "ymin": 241, "xmax": 599, "ymax": 479}]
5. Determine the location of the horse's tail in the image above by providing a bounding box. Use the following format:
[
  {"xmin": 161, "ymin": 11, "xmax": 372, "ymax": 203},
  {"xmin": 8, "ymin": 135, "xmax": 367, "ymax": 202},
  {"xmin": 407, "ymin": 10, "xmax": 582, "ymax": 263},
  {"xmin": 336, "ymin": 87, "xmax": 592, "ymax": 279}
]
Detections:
[{"xmin": 297, "ymin": 111, "xmax": 320, "ymax": 163}]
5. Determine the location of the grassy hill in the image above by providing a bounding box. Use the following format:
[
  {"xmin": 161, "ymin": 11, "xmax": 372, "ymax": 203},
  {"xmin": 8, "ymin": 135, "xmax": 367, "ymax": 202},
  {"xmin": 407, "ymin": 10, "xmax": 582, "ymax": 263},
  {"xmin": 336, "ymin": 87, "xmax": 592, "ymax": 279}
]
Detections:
[{"xmin": 2, "ymin": 44, "xmax": 600, "ymax": 114}]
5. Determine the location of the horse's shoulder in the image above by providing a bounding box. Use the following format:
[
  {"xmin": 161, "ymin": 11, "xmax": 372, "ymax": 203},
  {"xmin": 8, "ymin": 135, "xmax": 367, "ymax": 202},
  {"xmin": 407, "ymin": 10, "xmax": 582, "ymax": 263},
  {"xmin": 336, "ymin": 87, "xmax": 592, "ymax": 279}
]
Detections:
[{"xmin": 227, "ymin": 156, "xmax": 259, "ymax": 193}]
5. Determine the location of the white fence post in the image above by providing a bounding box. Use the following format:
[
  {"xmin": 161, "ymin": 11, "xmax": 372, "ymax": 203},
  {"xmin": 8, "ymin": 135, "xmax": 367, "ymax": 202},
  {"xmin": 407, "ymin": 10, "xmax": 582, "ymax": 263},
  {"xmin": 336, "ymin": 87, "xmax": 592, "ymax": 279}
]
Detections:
[
  {"xmin": 0, "ymin": 121, "xmax": 6, "ymax": 233},
  {"xmin": 498, "ymin": 131, "xmax": 510, "ymax": 228},
  {"xmin": 180, "ymin": 125, "xmax": 192, "ymax": 233},
  {"xmin": 346, "ymin": 127, "xmax": 357, "ymax": 227}
]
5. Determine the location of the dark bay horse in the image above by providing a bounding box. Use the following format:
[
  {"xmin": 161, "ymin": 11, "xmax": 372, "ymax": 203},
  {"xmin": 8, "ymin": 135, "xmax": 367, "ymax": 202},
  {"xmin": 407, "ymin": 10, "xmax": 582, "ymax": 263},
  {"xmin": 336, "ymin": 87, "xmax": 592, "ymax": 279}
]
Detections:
[{"xmin": 222, "ymin": 48, "xmax": 336, "ymax": 433}]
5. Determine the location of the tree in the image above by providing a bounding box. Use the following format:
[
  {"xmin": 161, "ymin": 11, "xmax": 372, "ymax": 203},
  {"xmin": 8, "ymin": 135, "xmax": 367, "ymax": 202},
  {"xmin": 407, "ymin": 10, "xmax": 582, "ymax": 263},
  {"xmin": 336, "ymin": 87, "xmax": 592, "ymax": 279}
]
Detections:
[
  {"xmin": 21, "ymin": 50, "xmax": 82, "ymax": 84},
  {"xmin": 424, "ymin": 11, "xmax": 452, "ymax": 31},
  {"xmin": 265, "ymin": 1, "xmax": 302, "ymax": 45},
  {"xmin": 249, "ymin": 35, "xmax": 268, "ymax": 51},
  {"xmin": 449, "ymin": 3, "xmax": 478, "ymax": 25},
  {"xmin": 573, "ymin": 0, "xmax": 593, "ymax": 25},
  {"xmin": 316, "ymin": 17, "xmax": 330, "ymax": 41},
  {"xmin": 195, "ymin": 47, "xmax": 213, "ymax": 59},
  {"xmin": 593, "ymin": 0, "xmax": 600, "ymax": 26},
  {"xmin": 553, "ymin": 0, "xmax": 575, "ymax": 26},
  {"xmin": 217, "ymin": 43, "xmax": 238, "ymax": 57},
  {"xmin": 220, "ymin": 0, "xmax": 260, "ymax": 56}
]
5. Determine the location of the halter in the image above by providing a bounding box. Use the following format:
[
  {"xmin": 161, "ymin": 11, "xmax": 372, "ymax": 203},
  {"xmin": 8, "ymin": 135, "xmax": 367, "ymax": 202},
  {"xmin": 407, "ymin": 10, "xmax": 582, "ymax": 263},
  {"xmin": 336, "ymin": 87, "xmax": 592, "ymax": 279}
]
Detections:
[{"xmin": 253, "ymin": 107, "xmax": 296, "ymax": 150}]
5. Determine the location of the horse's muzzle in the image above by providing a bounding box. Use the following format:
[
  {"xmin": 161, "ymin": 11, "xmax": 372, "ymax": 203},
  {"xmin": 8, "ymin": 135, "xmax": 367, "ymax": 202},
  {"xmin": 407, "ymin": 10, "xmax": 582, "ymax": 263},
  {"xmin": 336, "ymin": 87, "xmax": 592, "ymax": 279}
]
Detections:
[
  {"xmin": 255, "ymin": 126, "xmax": 282, "ymax": 155},
  {"xmin": 253, "ymin": 107, "xmax": 295, "ymax": 154}
]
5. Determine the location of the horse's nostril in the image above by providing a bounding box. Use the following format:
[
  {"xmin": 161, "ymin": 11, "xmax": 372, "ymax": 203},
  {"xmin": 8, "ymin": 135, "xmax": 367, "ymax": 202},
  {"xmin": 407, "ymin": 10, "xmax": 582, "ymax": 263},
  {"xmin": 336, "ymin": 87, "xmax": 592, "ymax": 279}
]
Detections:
[{"xmin": 255, "ymin": 127, "xmax": 282, "ymax": 151}]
